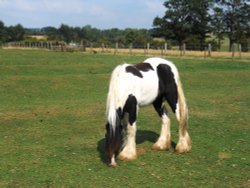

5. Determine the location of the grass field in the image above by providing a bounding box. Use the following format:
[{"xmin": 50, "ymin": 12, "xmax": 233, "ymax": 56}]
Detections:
[{"xmin": 0, "ymin": 49, "xmax": 249, "ymax": 187}]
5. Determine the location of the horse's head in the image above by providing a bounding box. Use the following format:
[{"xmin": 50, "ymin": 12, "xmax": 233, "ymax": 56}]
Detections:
[{"xmin": 105, "ymin": 122, "xmax": 123, "ymax": 167}]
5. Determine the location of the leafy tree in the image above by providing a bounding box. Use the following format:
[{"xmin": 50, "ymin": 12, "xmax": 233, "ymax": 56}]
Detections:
[
  {"xmin": 82, "ymin": 25, "xmax": 102, "ymax": 43},
  {"xmin": 211, "ymin": 7, "xmax": 225, "ymax": 50},
  {"xmin": 152, "ymin": 0, "xmax": 193, "ymax": 48},
  {"xmin": 6, "ymin": 24, "xmax": 25, "ymax": 42},
  {"xmin": 42, "ymin": 26, "xmax": 61, "ymax": 41},
  {"xmin": 214, "ymin": 0, "xmax": 250, "ymax": 51},
  {"xmin": 189, "ymin": 0, "xmax": 212, "ymax": 50},
  {"xmin": 153, "ymin": 0, "xmax": 212, "ymax": 50},
  {"xmin": 0, "ymin": 20, "xmax": 8, "ymax": 43},
  {"xmin": 124, "ymin": 28, "xmax": 137, "ymax": 46},
  {"xmin": 59, "ymin": 24, "xmax": 73, "ymax": 43}
]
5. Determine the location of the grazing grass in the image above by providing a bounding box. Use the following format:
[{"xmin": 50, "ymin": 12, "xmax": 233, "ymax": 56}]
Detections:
[{"xmin": 0, "ymin": 49, "xmax": 249, "ymax": 187}]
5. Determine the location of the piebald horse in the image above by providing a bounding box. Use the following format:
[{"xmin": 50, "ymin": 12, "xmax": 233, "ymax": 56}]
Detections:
[{"xmin": 105, "ymin": 57, "xmax": 191, "ymax": 167}]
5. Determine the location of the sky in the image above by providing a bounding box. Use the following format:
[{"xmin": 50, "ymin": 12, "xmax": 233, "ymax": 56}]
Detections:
[{"xmin": 0, "ymin": 0, "xmax": 165, "ymax": 29}]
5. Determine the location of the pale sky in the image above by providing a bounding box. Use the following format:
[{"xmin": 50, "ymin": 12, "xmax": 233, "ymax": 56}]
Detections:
[{"xmin": 0, "ymin": 0, "xmax": 165, "ymax": 29}]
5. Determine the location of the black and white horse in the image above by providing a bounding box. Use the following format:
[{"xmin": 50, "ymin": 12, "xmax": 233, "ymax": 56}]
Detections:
[{"xmin": 105, "ymin": 57, "xmax": 191, "ymax": 167}]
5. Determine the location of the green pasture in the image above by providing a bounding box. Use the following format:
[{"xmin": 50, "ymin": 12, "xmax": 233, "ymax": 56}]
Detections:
[{"xmin": 0, "ymin": 50, "xmax": 249, "ymax": 187}]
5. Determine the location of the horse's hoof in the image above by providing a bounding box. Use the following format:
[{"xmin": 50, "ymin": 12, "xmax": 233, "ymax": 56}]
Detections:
[
  {"xmin": 152, "ymin": 140, "xmax": 171, "ymax": 151},
  {"xmin": 175, "ymin": 142, "xmax": 192, "ymax": 153},
  {"xmin": 175, "ymin": 146, "xmax": 192, "ymax": 153},
  {"xmin": 152, "ymin": 145, "xmax": 167, "ymax": 151},
  {"xmin": 118, "ymin": 153, "xmax": 137, "ymax": 161},
  {"xmin": 175, "ymin": 134, "xmax": 192, "ymax": 153},
  {"xmin": 108, "ymin": 162, "xmax": 117, "ymax": 167}
]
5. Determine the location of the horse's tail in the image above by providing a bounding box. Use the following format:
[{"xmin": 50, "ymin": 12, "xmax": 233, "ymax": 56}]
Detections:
[
  {"xmin": 106, "ymin": 65, "xmax": 122, "ymax": 133},
  {"xmin": 177, "ymin": 79, "xmax": 188, "ymax": 135},
  {"xmin": 176, "ymin": 77, "xmax": 192, "ymax": 152},
  {"xmin": 105, "ymin": 65, "xmax": 124, "ymax": 166}
]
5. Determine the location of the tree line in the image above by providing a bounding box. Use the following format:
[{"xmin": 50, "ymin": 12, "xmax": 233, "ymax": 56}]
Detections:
[
  {"xmin": 0, "ymin": 22, "xmax": 155, "ymax": 48},
  {"xmin": 1, "ymin": 0, "xmax": 250, "ymax": 51},
  {"xmin": 152, "ymin": 0, "xmax": 250, "ymax": 51}
]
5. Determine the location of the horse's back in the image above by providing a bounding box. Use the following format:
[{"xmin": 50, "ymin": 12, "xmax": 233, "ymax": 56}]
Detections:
[
  {"xmin": 108, "ymin": 57, "xmax": 180, "ymax": 108},
  {"xmin": 143, "ymin": 57, "xmax": 179, "ymax": 82}
]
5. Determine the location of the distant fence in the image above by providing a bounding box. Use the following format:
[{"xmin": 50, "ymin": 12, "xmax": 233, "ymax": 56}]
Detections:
[
  {"xmin": 2, "ymin": 41, "xmax": 250, "ymax": 60},
  {"xmin": 1, "ymin": 41, "xmax": 85, "ymax": 52}
]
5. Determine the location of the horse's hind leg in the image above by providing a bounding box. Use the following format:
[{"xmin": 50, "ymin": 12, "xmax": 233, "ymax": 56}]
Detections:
[{"xmin": 152, "ymin": 98, "xmax": 171, "ymax": 150}]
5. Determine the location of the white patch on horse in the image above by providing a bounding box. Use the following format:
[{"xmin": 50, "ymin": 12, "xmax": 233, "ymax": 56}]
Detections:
[{"xmin": 134, "ymin": 69, "xmax": 159, "ymax": 106}]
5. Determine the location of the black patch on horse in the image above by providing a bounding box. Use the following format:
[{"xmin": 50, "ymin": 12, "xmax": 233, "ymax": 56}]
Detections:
[
  {"xmin": 125, "ymin": 63, "xmax": 154, "ymax": 78},
  {"xmin": 126, "ymin": 66, "xmax": 143, "ymax": 78},
  {"xmin": 116, "ymin": 107, "xmax": 123, "ymax": 119},
  {"xmin": 123, "ymin": 94, "xmax": 137, "ymax": 125},
  {"xmin": 153, "ymin": 95, "xmax": 166, "ymax": 117},
  {"xmin": 156, "ymin": 64, "xmax": 178, "ymax": 113},
  {"xmin": 134, "ymin": 63, "xmax": 154, "ymax": 72}
]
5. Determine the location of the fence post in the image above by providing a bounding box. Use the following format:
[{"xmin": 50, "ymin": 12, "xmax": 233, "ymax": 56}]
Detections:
[
  {"xmin": 114, "ymin": 42, "xmax": 118, "ymax": 54},
  {"xmin": 208, "ymin": 43, "xmax": 212, "ymax": 57},
  {"xmin": 239, "ymin": 44, "xmax": 242, "ymax": 59},
  {"xmin": 101, "ymin": 43, "xmax": 105, "ymax": 53},
  {"xmin": 81, "ymin": 40, "xmax": 84, "ymax": 52},
  {"xmin": 204, "ymin": 47, "xmax": 207, "ymax": 58},
  {"xmin": 51, "ymin": 42, "xmax": 54, "ymax": 51},
  {"xmin": 232, "ymin": 43, "xmax": 235, "ymax": 59},
  {"xmin": 90, "ymin": 43, "xmax": 93, "ymax": 53},
  {"xmin": 164, "ymin": 43, "xmax": 167, "ymax": 55},
  {"xmin": 180, "ymin": 44, "xmax": 184, "ymax": 57},
  {"xmin": 129, "ymin": 43, "xmax": 133, "ymax": 55},
  {"xmin": 183, "ymin": 43, "xmax": 186, "ymax": 55},
  {"xmin": 147, "ymin": 43, "xmax": 150, "ymax": 55}
]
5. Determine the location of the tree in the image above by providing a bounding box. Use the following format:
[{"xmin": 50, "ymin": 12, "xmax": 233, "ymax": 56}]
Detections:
[
  {"xmin": 6, "ymin": 24, "xmax": 25, "ymax": 42},
  {"xmin": 153, "ymin": 0, "xmax": 212, "ymax": 50},
  {"xmin": 211, "ymin": 7, "xmax": 225, "ymax": 50},
  {"xmin": 189, "ymin": 0, "xmax": 212, "ymax": 50},
  {"xmin": 152, "ymin": 0, "xmax": 192, "ymax": 48},
  {"xmin": 42, "ymin": 26, "xmax": 61, "ymax": 41},
  {"xmin": 124, "ymin": 29, "xmax": 137, "ymax": 46},
  {"xmin": 59, "ymin": 24, "xmax": 73, "ymax": 43},
  {"xmin": 214, "ymin": 0, "xmax": 250, "ymax": 51},
  {"xmin": 0, "ymin": 21, "xmax": 8, "ymax": 43}
]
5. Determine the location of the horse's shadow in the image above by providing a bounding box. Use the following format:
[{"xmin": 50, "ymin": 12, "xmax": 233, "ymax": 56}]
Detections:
[{"xmin": 97, "ymin": 130, "xmax": 177, "ymax": 164}]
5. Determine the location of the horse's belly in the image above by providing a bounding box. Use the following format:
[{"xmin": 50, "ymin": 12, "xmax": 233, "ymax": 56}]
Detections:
[
  {"xmin": 136, "ymin": 73, "xmax": 158, "ymax": 106},
  {"xmin": 138, "ymin": 90, "xmax": 158, "ymax": 106}
]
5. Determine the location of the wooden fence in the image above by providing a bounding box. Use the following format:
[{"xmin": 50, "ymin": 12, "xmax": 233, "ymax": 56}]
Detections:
[{"xmin": 2, "ymin": 42, "xmax": 250, "ymax": 60}]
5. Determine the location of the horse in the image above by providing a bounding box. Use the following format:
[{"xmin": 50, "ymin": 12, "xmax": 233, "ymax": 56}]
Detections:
[{"xmin": 105, "ymin": 57, "xmax": 191, "ymax": 167}]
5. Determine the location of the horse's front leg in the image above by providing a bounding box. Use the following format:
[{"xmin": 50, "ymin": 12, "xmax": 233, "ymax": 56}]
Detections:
[
  {"xmin": 118, "ymin": 122, "xmax": 137, "ymax": 161},
  {"xmin": 118, "ymin": 95, "xmax": 138, "ymax": 161}
]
